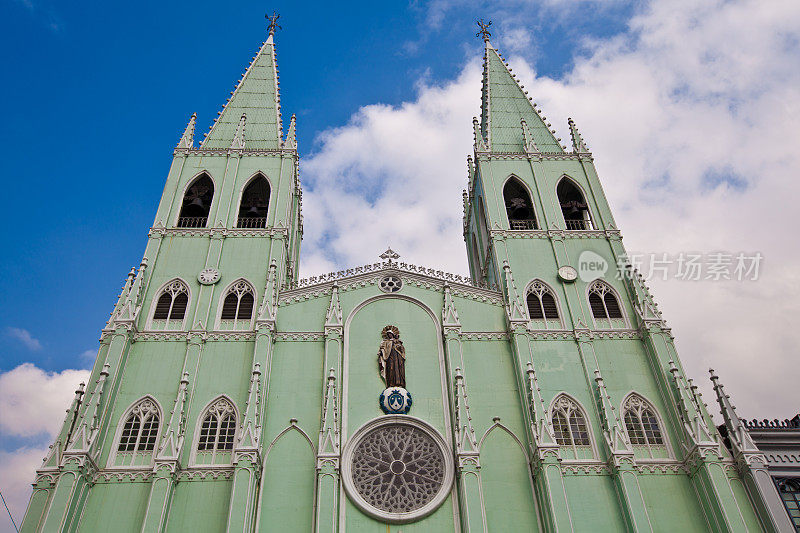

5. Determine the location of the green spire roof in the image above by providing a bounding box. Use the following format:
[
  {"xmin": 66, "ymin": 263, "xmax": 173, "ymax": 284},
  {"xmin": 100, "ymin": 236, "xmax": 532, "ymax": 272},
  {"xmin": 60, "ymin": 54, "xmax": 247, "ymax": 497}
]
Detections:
[
  {"xmin": 201, "ymin": 34, "xmax": 282, "ymax": 150},
  {"xmin": 480, "ymin": 42, "xmax": 563, "ymax": 153}
]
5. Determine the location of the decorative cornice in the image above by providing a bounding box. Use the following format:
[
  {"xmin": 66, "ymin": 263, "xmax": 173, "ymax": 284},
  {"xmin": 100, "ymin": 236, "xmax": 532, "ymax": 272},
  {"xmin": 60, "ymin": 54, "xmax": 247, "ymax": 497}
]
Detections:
[
  {"xmin": 488, "ymin": 228, "xmax": 622, "ymax": 240},
  {"xmin": 149, "ymin": 227, "xmax": 289, "ymax": 239},
  {"xmin": 283, "ymin": 260, "xmax": 497, "ymax": 292},
  {"xmin": 459, "ymin": 331, "xmax": 509, "ymax": 341},
  {"xmin": 474, "ymin": 151, "xmax": 592, "ymax": 162},
  {"xmin": 280, "ymin": 267, "xmax": 502, "ymax": 305},
  {"xmin": 275, "ymin": 332, "xmax": 325, "ymax": 341},
  {"xmin": 132, "ymin": 331, "xmax": 257, "ymax": 342}
]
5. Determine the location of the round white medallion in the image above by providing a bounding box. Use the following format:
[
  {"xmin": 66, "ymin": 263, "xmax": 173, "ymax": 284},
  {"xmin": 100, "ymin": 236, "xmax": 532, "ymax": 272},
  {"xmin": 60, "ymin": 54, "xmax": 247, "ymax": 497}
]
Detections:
[
  {"xmin": 557, "ymin": 265, "xmax": 578, "ymax": 283},
  {"xmin": 342, "ymin": 416, "xmax": 454, "ymax": 524},
  {"xmin": 379, "ymin": 275, "xmax": 403, "ymax": 293},
  {"xmin": 197, "ymin": 268, "xmax": 220, "ymax": 285}
]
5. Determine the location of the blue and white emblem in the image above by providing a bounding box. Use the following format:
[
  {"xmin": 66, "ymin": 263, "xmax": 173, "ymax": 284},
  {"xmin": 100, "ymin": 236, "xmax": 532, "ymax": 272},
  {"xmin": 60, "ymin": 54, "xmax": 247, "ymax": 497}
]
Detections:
[{"xmin": 379, "ymin": 387, "xmax": 412, "ymax": 414}]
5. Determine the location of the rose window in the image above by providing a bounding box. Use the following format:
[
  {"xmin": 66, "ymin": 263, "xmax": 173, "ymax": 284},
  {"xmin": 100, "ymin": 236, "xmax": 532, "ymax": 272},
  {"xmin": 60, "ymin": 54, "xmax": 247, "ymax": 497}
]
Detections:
[
  {"xmin": 379, "ymin": 275, "xmax": 402, "ymax": 293},
  {"xmin": 343, "ymin": 419, "xmax": 453, "ymax": 523}
]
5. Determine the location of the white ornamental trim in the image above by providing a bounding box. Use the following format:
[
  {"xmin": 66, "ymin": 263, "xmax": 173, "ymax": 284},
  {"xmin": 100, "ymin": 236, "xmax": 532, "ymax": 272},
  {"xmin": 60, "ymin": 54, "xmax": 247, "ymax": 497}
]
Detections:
[{"xmin": 341, "ymin": 416, "xmax": 454, "ymax": 524}]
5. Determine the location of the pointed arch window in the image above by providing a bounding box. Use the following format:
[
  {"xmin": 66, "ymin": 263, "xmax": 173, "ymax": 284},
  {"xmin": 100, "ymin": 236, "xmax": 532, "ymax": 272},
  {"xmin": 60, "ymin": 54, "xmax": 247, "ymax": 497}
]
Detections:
[
  {"xmin": 471, "ymin": 234, "xmax": 481, "ymax": 274},
  {"xmin": 623, "ymin": 394, "xmax": 668, "ymax": 459},
  {"xmin": 477, "ymin": 196, "xmax": 489, "ymax": 248},
  {"xmin": 195, "ymin": 398, "xmax": 237, "ymax": 465},
  {"xmin": 237, "ymin": 175, "xmax": 270, "ymax": 228},
  {"xmin": 588, "ymin": 280, "xmax": 625, "ymax": 329},
  {"xmin": 113, "ymin": 398, "xmax": 160, "ymax": 467},
  {"xmin": 551, "ymin": 395, "xmax": 594, "ymax": 460},
  {"xmin": 151, "ymin": 280, "xmax": 189, "ymax": 330},
  {"xmin": 557, "ymin": 178, "xmax": 594, "ymax": 230},
  {"xmin": 218, "ymin": 280, "xmax": 255, "ymax": 330},
  {"xmin": 776, "ymin": 478, "xmax": 800, "ymax": 529},
  {"xmin": 504, "ymin": 178, "xmax": 538, "ymax": 230},
  {"xmin": 526, "ymin": 280, "xmax": 561, "ymax": 329},
  {"xmin": 178, "ymin": 174, "xmax": 214, "ymax": 228}
]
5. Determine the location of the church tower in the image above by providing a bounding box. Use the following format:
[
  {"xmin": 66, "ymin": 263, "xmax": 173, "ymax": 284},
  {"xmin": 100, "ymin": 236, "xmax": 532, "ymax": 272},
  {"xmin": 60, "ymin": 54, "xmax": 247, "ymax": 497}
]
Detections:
[{"xmin": 22, "ymin": 21, "xmax": 772, "ymax": 533}]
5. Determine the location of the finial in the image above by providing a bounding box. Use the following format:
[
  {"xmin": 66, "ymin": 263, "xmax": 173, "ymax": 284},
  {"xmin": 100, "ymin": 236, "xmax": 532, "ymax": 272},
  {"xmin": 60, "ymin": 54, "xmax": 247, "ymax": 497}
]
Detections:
[
  {"xmin": 266, "ymin": 11, "xmax": 281, "ymax": 36},
  {"xmin": 476, "ymin": 19, "xmax": 492, "ymax": 41},
  {"xmin": 379, "ymin": 248, "xmax": 400, "ymax": 261}
]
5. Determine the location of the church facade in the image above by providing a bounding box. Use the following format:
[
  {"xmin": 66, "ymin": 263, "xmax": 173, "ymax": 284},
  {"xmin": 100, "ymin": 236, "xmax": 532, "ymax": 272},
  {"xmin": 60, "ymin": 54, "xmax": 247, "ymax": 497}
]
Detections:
[{"xmin": 21, "ymin": 25, "xmax": 778, "ymax": 532}]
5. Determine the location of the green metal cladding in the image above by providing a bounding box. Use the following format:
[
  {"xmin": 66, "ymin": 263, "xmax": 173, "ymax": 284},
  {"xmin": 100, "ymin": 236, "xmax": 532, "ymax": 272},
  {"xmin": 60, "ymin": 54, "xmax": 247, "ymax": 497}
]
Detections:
[{"xmin": 20, "ymin": 30, "xmax": 773, "ymax": 533}]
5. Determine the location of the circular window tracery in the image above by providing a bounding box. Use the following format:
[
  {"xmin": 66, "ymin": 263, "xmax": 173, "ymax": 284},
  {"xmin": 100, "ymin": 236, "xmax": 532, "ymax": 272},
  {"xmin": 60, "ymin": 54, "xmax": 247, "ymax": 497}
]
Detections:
[
  {"xmin": 379, "ymin": 275, "xmax": 402, "ymax": 293},
  {"xmin": 342, "ymin": 417, "xmax": 453, "ymax": 523}
]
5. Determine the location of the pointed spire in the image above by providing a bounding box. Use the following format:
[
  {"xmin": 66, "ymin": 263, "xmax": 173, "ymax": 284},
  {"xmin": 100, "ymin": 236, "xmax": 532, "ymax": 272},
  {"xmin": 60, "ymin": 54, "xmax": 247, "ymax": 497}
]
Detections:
[
  {"xmin": 67, "ymin": 364, "xmax": 110, "ymax": 452},
  {"xmin": 325, "ymin": 282, "xmax": 342, "ymax": 328},
  {"xmin": 710, "ymin": 369, "xmax": 759, "ymax": 454},
  {"xmin": 318, "ymin": 368, "xmax": 340, "ymax": 456},
  {"xmin": 472, "ymin": 117, "xmax": 487, "ymax": 152},
  {"xmin": 502, "ymin": 261, "xmax": 527, "ymax": 323},
  {"xmin": 480, "ymin": 38, "xmax": 563, "ymax": 153},
  {"xmin": 201, "ymin": 31, "xmax": 283, "ymax": 150},
  {"xmin": 230, "ymin": 113, "xmax": 246, "ymax": 150},
  {"xmin": 442, "ymin": 283, "xmax": 461, "ymax": 328},
  {"xmin": 669, "ymin": 360, "xmax": 715, "ymax": 445},
  {"xmin": 42, "ymin": 382, "xmax": 85, "ymax": 468},
  {"xmin": 525, "ymin": 362, "xmax": 558, "ymax": 447},
  {"xmin": 454, "ymin": 368, "xmax": 478, "ymax": 453},
  {"xmin": 520, "ymin": 119, "xmax": 539, "ymax": 154},
  {"xmin": 115, "ymin": 258, "xmax": 148, "ymax": 325},
  {"xmin": 283, "ymin": 114, "xmax": 297, "ymax": 150},
  {"xmin": 236, "ymin": 364, "xmax": 263, "ymax": 450},
  {"xmin": 256, "ymin": 259, "xmax": 278, "ymax": 325},
  {"xmin": 593, "ymin": 368, "xmax": 634, "ymax": 456},
  {"xmin": 106, "ymin": 267, "xmax": 136, "ymax": 329},
  {"xmin": 156, "ymin": 372, "xmax": 190, "ymax": 460},
  {"xmin": 177, "ymin": 113, "xmax": 196, "ymax": 149},
  {"xmin": 567, "ymin": 118, "xmax": 589, "ymax": 153}
]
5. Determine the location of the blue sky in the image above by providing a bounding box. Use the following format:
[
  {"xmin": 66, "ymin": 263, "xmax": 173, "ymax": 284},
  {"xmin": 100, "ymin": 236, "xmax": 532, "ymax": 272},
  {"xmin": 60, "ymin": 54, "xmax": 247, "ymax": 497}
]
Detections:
[
  {"xmin": 2, "ymin": 0, "xmax": 799, "ymax": 526},
  {"xmin": 0, "ymin": 0, "xmax": 631, "ymax": 375}
]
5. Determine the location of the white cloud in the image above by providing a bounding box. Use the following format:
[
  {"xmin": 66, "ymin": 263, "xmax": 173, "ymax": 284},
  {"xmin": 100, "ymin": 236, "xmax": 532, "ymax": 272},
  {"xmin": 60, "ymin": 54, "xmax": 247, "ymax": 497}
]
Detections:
[
  {"xmin": 5, "ymin": 327, "xmax": 42, "ymax": 351},
  {"xmin": 302, "ymin": 0, "xmax": 800, "ymax": 419},
  {"xmin": 0, "ymin": 364, "xmax": 89, "ymax": 438},
  {"xmin": 0, "ymin": 447, "xmax": 47, "ymax": 531},
  {"xmin": 0, "ymin": 364, "xmax": 88, "ymax": 531}
]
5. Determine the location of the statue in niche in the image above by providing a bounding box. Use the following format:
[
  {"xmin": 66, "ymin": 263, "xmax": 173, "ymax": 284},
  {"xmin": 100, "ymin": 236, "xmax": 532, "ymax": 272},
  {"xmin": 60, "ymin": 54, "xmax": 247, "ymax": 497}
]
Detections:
[{"xmin": 378, "ymin": 325, "xmax": 406, "ymax": 389}]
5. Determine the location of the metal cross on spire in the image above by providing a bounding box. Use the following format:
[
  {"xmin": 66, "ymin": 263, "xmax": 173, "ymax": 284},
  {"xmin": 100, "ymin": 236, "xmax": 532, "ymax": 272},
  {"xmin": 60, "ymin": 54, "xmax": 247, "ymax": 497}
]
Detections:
[
  {"xmin": 476, "ymin": 19, "xmax": 492, "ymax": 41},
  {"xmin": 266, "ymin": 12, "xmax": 281, "ymax": 36}
]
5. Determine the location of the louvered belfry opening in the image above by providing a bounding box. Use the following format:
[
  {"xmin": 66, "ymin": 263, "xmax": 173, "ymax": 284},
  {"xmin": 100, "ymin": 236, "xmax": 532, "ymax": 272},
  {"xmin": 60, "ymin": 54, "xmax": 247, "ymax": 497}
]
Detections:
[
  {"xmin": 237, "ymin": 175, "xmax": 270, "ymax": 228},
  {"xmin": 504, "ymin": 178, "xmax": 538, "ymax": 230},
  {"xmin": 527, "ymin": 291, "xmax": 558, "ymax": 320},
  {"xmin": 178, "ymin": 174, "xmax": 214, "ymax": 228},
  {"xmin": 153, "ymin": 290, "xmax": 187, "ymax": 320},
  {"xmin": 557, "ymin": 178, "xmax": 593, "ymax": 230}
]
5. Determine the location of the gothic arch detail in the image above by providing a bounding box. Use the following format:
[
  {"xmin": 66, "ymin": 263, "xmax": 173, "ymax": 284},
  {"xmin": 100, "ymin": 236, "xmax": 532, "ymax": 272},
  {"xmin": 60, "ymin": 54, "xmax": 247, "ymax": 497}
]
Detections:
[
  {"xmin": 525, "ymin": 279, "xmax": 562, "ymax": 329},
  {"xmin": 177, "ymin": 173, "xmax": 214, "ymax": 228},
  {"xmin": 216, "ymin": 278, "xmax": 256, "ymax": 330},
  {"xmin": 587, "ymin": 280, "xmax": 627, "ymax": 329},
  {"xmin": 148, "ymin": 279, "xmax": 190, "ymax": 330},
  {"xmin": 503, "ymin": 176, "xmax": 538, "ymax": 230},
  {"xmin": 556, "ymin": 176, "xmax": 594, "ymax": 230},
  {"xmin": 621, "ymin": 393, "xmax": 670, "ymax": 459},
  {"xmin": 548, "ymin": 394, "xmax": 596, "ymax": 460},
  {"xmin": 191, "ymin": 396, "xmax": 239, "ymax": 466},
  {"xmin": 237, "ymin": 173, "xmax": 271, "ymax": 228},
  {"xmin": 109, "ymin": 396, "xmax": 162, "ymax": 468}
]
